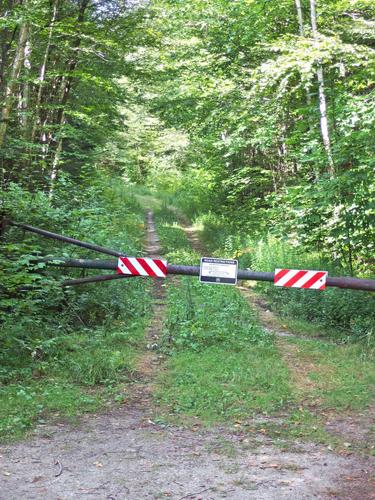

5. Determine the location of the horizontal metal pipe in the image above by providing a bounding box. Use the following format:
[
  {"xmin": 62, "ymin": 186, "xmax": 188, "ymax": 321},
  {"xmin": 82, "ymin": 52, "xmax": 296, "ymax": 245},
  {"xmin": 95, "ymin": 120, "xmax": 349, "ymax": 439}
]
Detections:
[
  {"xmin": 326, "ymin": 276, "xmax": 375, "ymax": 292},
  {"xmin": 8, "ymin": 220, "xmax": 127, "ymax": 258},
  {"xmin": 40, "ymin": 257, "xmax": 375, "ymax": 292}
]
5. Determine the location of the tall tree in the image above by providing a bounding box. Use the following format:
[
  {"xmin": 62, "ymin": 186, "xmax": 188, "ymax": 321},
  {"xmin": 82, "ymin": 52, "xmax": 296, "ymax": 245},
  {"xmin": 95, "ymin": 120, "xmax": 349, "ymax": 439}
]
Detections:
[
  {"xmin": 309, "ymin": 0, "xmax": 335, "ymax": 176},
  {"xmin": 0, "ymin": 1, "xmax": 29, "ymax": 147}
]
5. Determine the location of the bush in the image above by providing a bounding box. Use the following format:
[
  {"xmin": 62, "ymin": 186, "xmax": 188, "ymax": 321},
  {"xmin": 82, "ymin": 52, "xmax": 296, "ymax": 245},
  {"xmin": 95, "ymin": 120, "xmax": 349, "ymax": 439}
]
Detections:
[{"xmin": 0, "ymin": 176, "xmax": 150, "ymax": 383}]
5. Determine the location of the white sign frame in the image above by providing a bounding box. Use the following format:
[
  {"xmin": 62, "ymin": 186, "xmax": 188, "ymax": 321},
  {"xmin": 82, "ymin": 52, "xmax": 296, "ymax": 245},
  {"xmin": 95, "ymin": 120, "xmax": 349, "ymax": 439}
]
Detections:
[{"xmin": 199, "ymin": 257, "xmax": 238, "ymax": 286}]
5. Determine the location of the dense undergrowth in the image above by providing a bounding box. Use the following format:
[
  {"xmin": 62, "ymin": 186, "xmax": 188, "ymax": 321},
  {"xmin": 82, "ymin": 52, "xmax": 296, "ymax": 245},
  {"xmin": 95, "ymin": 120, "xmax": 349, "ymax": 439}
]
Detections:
[{"xmin": 0, "ymin": 178, "xmax": 150, "ymax": 441}]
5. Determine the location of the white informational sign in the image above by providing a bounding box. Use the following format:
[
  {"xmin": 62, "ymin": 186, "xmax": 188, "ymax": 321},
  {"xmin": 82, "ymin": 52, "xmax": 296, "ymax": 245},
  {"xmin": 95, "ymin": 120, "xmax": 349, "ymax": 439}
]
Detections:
[{"xmin": 199, "ymin": 257, "xmax": 238, "ymax": 285}]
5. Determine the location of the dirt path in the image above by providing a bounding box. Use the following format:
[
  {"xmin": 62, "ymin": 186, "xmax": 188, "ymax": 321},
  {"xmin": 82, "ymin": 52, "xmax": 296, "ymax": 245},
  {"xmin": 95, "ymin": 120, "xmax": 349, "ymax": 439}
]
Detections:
[
  {"xmin": 127, "ymin": 210, "xmax": 166, "ymax": 409},
  {"xmin": 0, "ymin": 212, "xmax": 374, "ymax": 500}
]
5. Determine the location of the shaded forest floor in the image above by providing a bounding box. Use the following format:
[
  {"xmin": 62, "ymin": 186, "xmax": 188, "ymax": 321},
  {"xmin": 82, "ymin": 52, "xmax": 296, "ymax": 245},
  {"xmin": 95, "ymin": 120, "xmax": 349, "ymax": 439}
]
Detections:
[{"xmin": 1, "ymin": 208, "xmax": 374, "ymax": 499}]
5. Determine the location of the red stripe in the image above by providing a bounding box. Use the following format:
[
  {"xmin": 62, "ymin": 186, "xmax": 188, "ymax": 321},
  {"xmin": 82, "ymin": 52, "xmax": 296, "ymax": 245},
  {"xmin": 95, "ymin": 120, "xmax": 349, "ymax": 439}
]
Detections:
[
  {"xmin": 122, "ymin": 257, "xmax": 140, "ymax": 276},
  {"xmin": 153, "ymin": 259, "xmax": 167, "ymax": 276},
  {"xmin": 274, "ymin": 269, "xmax": 290, "ymax": 283},
  {"xmin": 138, "ymin": 258, "xmax": 157, "ymax": 277},
  {"xmin": 283, "ymin": 270, "xmax": 308, "ymax": 287},
  {"xmin": 300, "ymin": 272, "xmax": 326, "ymax": 289}
]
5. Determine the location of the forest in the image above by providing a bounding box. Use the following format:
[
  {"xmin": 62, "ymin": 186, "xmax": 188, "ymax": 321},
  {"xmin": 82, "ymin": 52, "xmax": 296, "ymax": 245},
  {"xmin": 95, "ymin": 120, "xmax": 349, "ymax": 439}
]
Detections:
[{"xmin": 0, "ymin": 1, "xmax": 375, "ymax": 492}]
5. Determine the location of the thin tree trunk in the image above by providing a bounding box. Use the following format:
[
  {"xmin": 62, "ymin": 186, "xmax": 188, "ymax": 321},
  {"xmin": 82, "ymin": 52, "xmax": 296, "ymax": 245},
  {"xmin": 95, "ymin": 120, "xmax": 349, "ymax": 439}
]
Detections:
[
  {"xmin": 49, "ymin": 134, "xmax": 63, "ymax": 198},
  {"xmin": 21, "ymin": 38, "xmax": 31, "ymax": 131},
  {"xmin": 310, "ymin": 0, "xmax": 335, "ymax": 176},
  {"xmin": 48, "ymin": 0, "xmax": 90, "ymax": 197},
  {"xmin": 31, "ymin": 0, "xmax": 59, "ymax": 143},
  {"xmin": 0, "ymin": 15, "xmax": 29, "ymax": 147},
  {"xmin": 295, "ymin": 0, "xmax": 305, "ymax": 35}
]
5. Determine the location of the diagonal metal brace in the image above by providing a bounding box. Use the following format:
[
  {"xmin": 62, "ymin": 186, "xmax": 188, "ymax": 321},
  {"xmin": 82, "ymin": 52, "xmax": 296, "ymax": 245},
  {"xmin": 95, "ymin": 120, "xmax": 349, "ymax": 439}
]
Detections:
[{"xmin": 7, "ymin": 220, "xmax": 128, "ymax": 257}]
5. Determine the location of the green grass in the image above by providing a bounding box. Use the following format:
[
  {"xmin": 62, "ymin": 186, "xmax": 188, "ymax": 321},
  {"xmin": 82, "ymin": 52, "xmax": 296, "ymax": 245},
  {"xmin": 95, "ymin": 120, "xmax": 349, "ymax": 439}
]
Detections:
[
  {"xmin": 288, "ymin": 338, "xmax": 375, "ymax": 411},
  {"xmin": 0, "ymin": 319, "xmax": 147, "ymax": 442},
  {"xmin": 156, "ymin": 344, "xmax": 293, "ymax": 422},
  {"xmin": 0, "ymin": 382, "xmax": 102, "ymax": 442}
]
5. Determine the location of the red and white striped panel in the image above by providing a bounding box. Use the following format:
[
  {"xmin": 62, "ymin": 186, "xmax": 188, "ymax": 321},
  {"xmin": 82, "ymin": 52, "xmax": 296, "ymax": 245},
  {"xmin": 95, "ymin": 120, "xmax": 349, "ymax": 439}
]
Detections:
[
  {"xmin": 117, "ymin": 257, "xmax": 167, "ymax": 278},
  {"xmin": 274, "ymin": 268, "xmax": 328, "ymax": 290}
]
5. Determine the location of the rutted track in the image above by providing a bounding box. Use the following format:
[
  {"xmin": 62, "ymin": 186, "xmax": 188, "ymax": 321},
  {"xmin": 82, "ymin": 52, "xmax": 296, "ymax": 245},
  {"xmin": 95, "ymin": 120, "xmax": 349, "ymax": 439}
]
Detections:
[{"xmin": 0, "ymin": 211, "xmax": 374, "ymax": 500}]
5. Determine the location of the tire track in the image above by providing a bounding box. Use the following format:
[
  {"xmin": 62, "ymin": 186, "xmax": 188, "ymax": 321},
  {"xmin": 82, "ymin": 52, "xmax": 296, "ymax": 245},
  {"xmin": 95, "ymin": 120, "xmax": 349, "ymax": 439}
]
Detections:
[{"xmin": 127, "ymin": 209, "xmax": 167, "ymax": 409}]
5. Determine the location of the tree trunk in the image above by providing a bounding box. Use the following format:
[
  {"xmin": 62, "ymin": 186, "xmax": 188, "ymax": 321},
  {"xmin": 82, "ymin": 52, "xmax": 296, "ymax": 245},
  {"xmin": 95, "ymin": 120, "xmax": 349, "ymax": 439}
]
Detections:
[
  {"xmin": 310, "ymin": 0, "xmax": 335, "ymax": 176},
  {"xmin": 20, "ymin": 38, "xmax": 31, "ymax": 131},
  {"xmin": 48, "ymin": 0, "xmax": 90, "ymax": 197},
  {"xmin": 294, "ymin": 0, "xmax": 305, "ymax": 35},
  {"xmin": 0, "ymin": 13, "xmax": 29, "ymax": 147},
  {"xmin": 31, "ymin": 0, "xmax": 59, "ymax": 143}
]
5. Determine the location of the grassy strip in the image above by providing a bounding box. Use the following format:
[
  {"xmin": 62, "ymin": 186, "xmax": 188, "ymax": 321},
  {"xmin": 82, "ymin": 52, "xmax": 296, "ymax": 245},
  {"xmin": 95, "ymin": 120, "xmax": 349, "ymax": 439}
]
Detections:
[
  {"xmin": 156, "ymin": 342, "xmax": 292, "ymax": 423},
  {"xmin": 153, "ymin": 206, "xmax": 293, "ymax": 423}
]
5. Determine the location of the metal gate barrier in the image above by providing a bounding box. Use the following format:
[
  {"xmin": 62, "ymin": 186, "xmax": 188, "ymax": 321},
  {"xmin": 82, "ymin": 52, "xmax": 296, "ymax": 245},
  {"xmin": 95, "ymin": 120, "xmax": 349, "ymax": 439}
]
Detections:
[{"xmin": 5, "ymin": 220, "xmax": 375, "ymax": 293}]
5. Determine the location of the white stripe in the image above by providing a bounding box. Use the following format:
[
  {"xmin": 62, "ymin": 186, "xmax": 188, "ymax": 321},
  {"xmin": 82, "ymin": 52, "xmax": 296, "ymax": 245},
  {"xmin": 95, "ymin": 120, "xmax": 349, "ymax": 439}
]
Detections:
[
  {"xmin": 290, "ymin": 270, "xmax": 316, "ymax": 288},
  {"xmin": 309, "ymin": 273, "xmax": 327, "ymax": 289},
  {"xmin": 118, "ymin": 259, "xmax": 131, "ymax": 275},
  {"xmin": 275, "ymin": 270, "xmax": 296, "ymax": 287},
  {"xmin": 128, "ymin": 257, "xmax": 148, "ymax": 276},
  {"xmin": 146, "ymin": 258, "xmax": 166, "ymax": 277}
]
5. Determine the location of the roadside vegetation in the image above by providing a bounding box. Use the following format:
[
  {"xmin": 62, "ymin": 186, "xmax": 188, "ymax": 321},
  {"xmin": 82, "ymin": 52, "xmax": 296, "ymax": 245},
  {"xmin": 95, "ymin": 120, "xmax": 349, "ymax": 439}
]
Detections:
[{"xmin": 0, "ymin": 181, "xmax": 150, "ymax": 441}]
